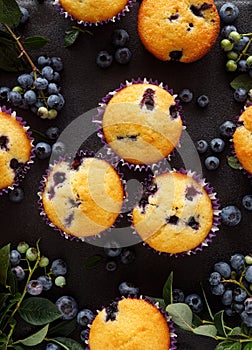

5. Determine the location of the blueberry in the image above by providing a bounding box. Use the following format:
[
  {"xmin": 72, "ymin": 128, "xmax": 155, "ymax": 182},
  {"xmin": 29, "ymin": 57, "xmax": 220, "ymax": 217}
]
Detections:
[
  {"xmin": 48, "ymin": 83, "xmax": 60, "ymax": 95},
  {"xmin": 245, "ymin": 266, "xmax": 252, "ymax": 283},
  {"xmin": 17, "ymin": 74, "xmax": 33, "ymax": 89},
  {"xmin": 172, "ymin": 288, "xmax": 185, "ymax": 303},
  {"xmin": 185, "ymin": 294, "xmax": 203, "ymax": 313},
  {"xmin": 234, "ymin": 88, "xmax": 247, "ymax": 102},
  {"xmin": 39, "ymin": 256, "xmax": 50, "ymax": 268},
  {"xmin": 115, "ymin": 47, "xmax": 132, "ymax": 64},
  {"xmin": 47, "ymin": 94, "xmax": 64, "ymax": 111},
  {"xmin": 35, "ymin": 142, "xmax": 51, "ymax": 159},
  {"xmin": 211, "ymin": 283, "xmax": 225, "ymax": 296},
  {"xmin": 245, "ymin": 298, "xmax": 252, "ymax": 314},
  {"xmin": 104, "ymin": 240, "xmax": 122, "ymax": 257},
  {"xmin": 46, "ymin": 343, "xmax": 61, "ymax": 350},
  {"xmin": 17, "ymin": 241, "xmax": 29, "ymax": 254},
  {"xmin": 52, "ymin": 141, "xmax": 66, "ymax": 157},
  {"xmin": 225, "ymin": 308, "xmax": 236, "ymax": 317},
  {"xmin": 219, "ymin": 2, "xmax": 239, "ymax": 23},
  {"xmin": 178, "ymin": 88, "xmax": 193, "ymax": 103},
  {"xmin": 52, "ymin": 72, "xmax": 61, "ymax": 83},
  {"xmin": 245, "ymin": 255, "xmax": 252, "ymax": 265},
  {"xmin": 26, "ymin": 280, "xmax": 43, "ymax": 295},
  {"xmin": 197, "ymin": 94, "xmax": 209, "ymax": 108},
  {"xmin": 96, "ymin": 51, "xmax": 113, "ymax": 69},
  {"xmin": 118, "ymin": 281, "xmax": 139, "ymax": 296},
  {"xmin": 7, "ymin": 91, "xmax": 22, "ymax": 106},
  {"xmin": 210, "ymin": 138, "xmax": 225, "ymax": 153},
  {"xmin": 45, "ymin": 126, "xmax": 60, "ymax": 140},
  {"xmin": 238, "ymin": 59, "xmax": 248, "ymax": 72},
  {"xmin": 231, "ymin": 302, "xmax": 244, "ymax": 314},
  {"xmin": 42, "ymin": 66, "xmax": 54, "ymax": 81},
  {"xmin": 51, "ymin": 259, "xmax": 67, "ymax": 276},
  {"xmin": 19, "ymin": 6, "xmax": 29, "ymax": 24},
  {"xmin": 34, "ymin": 77, "xmax": 48, "ymax": 90},
  {"xmin": 222, "ymin": 289, "xmax": 233, "ymax": 306},
  {"xmin": 234, "ymin": 36, "xmax": 250, "ymax": 52},
  {"xmin": 209, "ymin": 272, "xmax": 222, "ymax": 286},
  {"xmin": 12, "ymin": 266, "xmax": 25, "ymax": 281},
  {"xmin": 51, "ymin": 57, "xmax": 63, "ymax": 72},
  {"xmin": 0, "ymin": 87, "xmax": 10, "ymax": 99},
  {"xmin": 37, "ymin": 275, "xmax": 53, "ymax": 291},
  {"xmin": 37, "ymin": 106, "xmax": 49, "ymax": 119},
  {"xmin": 9, "ymin": 187, "xmax": 24, "ymax": 203},
  {"xmin": 241, "ymin": 311, "xmax": 252, "ymax": 327},
  {"xmin": 48, "ymin": 109, "xmax": 58, "ymax": 120},
  {"xmin": 205, "ymin": 156, "xmax": 220, "ymax": 170},
  {"xmin": 38, "ymin": 56, "xmax": 51, "ymax": 67},
  {"xmin": 19, "ymin": 99, "xmax": 29, "ymax": 110},
  {"xmin": 10, "ymin": 250, "xmax": 21, "ymax": 266},
  {"xmin": 24, "ymin": 90, "xmax": 37, "ymax": 105},
  {"xmin": 55, "ymin": 276, "xmax": 66, "ymax": 287},
  {"xmin": 221, "ymin": 206, "xmax": 242, "ymax": 226},
  {"xmin": 55, "ymin": 296, "xmax": 78, "ymax": 320},
  {"xmin": 105, "ymin": 261, "xmax": 117, "ymax": 272},
  {"xmin": 112, "ymin": 29, "xmax": 129, "ymax": 47},
  {"xmin": 219, "ymin": 120, "xmax": 236, "ymax": 137},
  {"xmin": 26, "ymin": 247, "xmax": 38, "ymax": 261},
  {"xmin": 233, "ymin": 287, "xmax": 247, "ymax": 302},
  {"xmin": 77, "ymin": 309, "xmax": 94, "ymax": 326},
  {"xmin": 80, "ymin": 329, "xmax": 89, "ymax": 342},
  {"xmin": 230, "ymin": 253, "xmax": 245, "ymax": 271},
  {"xmin": 195, "ymin": 139, "xmax": 208, "ymax": 153},
  {"xmin": 120, "ymin": 248, "xmax": 136, "ymax": 264},
  {"xmin": 31, "ymin": 100, "xmax": 44, "ymax": 115},
  {"xmin": 221, "ymin": 25, "xmax": 237, "ymax": 38},
  {"xmin": 214, "ymin": 262, "xmax": 231, "ymax": 279},
  {"xmin": 242, "ymin": 195, "xmax": 252, "ymax": 210}
]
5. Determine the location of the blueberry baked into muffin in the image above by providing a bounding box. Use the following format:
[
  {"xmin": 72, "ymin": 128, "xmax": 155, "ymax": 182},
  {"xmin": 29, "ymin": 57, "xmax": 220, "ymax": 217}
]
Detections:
[
  {"xmin": 0, "ymin": 106, "xmax": 33, "ymax": 194},
  {"xmin": 138, "ymin": 0, "xmax": 220, "ymax": 62},
  {"xmin": 132, "ymin": 170, "xmax": 220, "ymax": 255},
  {"xmin": 100, "ymin": 81, "xmax": 183, "ymax": 165},
  {"xmin": 39, "ymin": 156, "xmax": 124, "ymax": 239},
  {"xmin": 88, "ymin": 297, "xmax": 176, "ymax": 350}
]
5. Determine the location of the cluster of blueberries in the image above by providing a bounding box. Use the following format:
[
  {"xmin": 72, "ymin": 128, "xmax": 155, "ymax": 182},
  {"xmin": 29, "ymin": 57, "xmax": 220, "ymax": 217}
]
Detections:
[
  {"xmin": 172, "ymin": 288, "xmax": 203, "ymax": 314},
  {"xmin": 209, "ymin": 254, "xmax": 252, "ymax": 327}
]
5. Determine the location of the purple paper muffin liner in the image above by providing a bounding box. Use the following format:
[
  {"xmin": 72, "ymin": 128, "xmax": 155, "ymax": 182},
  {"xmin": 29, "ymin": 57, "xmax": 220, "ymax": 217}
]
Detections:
[
  {"xmin": 0, "ymin": 105, "xmax": 35, "ymax": 196},
  {"xmin": 37, "ymin": 150, "xmax": 126, "ymax": 243},
  {"xmin": 93, "ymin": 77, "xmax": 185, "ymax": 172},
  {"xmin": 54, "ymin": 0, "xmax": 136, "ymax": 27},
  {"xmin": 130, "ymin": 168, "xmax": 221, "ymax": 257},
  {"xmin": 84, "ymin": 295, "xmax": 177, "ymax": 350}
]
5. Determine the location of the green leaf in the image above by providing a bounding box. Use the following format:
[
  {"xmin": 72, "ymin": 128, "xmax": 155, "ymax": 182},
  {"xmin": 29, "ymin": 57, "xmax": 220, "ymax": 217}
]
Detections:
[
  {"xmin": 214, "ymin": 310, "xmax": 226, "ymax": 337},
  {"xmin": 201, "ymin": 285, "xmax": 214, "ymax": 321},
  {"xmin": 19, "ymin": 297, "xmax": 62, "ymax": 326},
  {"xmin": 0, "ymin": 334, "xmax": 7, "ymax": 343},
  {"xmin": 163, "ymin": 271, "xmax": 173, "ymax": 305},
  {"xmin": 13, "ymin": 346, "xmax": 25, "ymax": 350},
  {"xmin": 23, "ymin": 36, "xmax": 49, "ymax": 50},
  {"xmin": 145, "ymin": 297, "xmax": 166, "ymax": 308},
  {"xmin": 64, "ymin": 29, "xmax": 80, "ymax": 48},
  {"xmin": 193, "ymin": 325, "xmax": 217, "ymax": 338},
  {"xmin": 244, "ymin": 342, "xmax": 252, "ymax": 350},
  {"xmin": 0, "ymin": 293, "xmax": 9, "ymax": 310},
  {"xmin": 192, "ymin": 313, "xmax": 203, "ymax": 327},
  {"xmin": 215, "ymin": 341, "xmax": 235, "ymax": 350},
  {"xmin": 0, "ymin": 30, "xmax": 15, "ymax": 46},
  {"xmin": 0, "ymin": 44, "xmax": 27, "ymax": 72},
  {"xmin": 166, "ymin": 303, "xmax": 193, "ymax": 332},
  {"xmin": 19, "ymin": 324, "xmax": 49, "ymax": 346},
  {"xmin": 0, "ymin": 0, "xmax": 22, "ymax": 26},
  {"xmin": 53, "ymin": 337, "xmax": 84, "ymax": 350},
  {"xmin": 227, "ymin": 156, "xmax": 242, "ymax": 170},
  {"xmin": 84, "ymin": 255, "xmax": 104, "ymax": 269},
  {"xmin": 48, "ymin": 319, "xmax": 78, "ymax": 337},
  {"xmin": 230, "ymin": 74, "xmax": 252, "ymax": 92},
  {"xmin": 228, "ymin": 327, "xmax": 241, "ymax": 336},
  {"xmin": 6, "ymin": 265, "xmax": 17, "ymax": 295},
  {"xmin": 230, "ymin": 343, "xmax": 242, "ymax": 350},
  {"xmin": 0, "ymin": 244, "xmax": 10, "ymax": 287}
]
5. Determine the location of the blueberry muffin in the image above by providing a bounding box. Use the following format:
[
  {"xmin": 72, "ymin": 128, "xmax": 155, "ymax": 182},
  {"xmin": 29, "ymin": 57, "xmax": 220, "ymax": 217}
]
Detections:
[
  {"xmin": 233, "ymin": 106, "xmax": 252, "ymax": 175},
  {"xmin": 88, "ymin": 297, "xmax": 176, "ymax": 350},
  {"xmin": 0, "ymin": 106, "xmax": 33, "ymax": 193},
  {"xmin": 132, "ymin": 170, "xmax": 220, "ymax": 255},
  {"xmin": 101, "ymin": 81, "xmax": 183, "ymax": 165},
  {"xmin": 40, "ymin": 156, "xmax": 124, "ymax": 239},
  {"xmin": 138, "ymin": 0, "xmax": 220, "ymax": 62}
]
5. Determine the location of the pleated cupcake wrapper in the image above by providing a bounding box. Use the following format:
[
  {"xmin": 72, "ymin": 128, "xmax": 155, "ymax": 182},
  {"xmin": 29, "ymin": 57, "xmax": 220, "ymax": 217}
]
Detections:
[
  {"xmin": 93, "ymin": 77, "xmax": 185, "ymax": 172},
  {"xmin": 54, "ymin": 0, "xmax": 136, "ymax": 26},
  {"xmin": 37, "ymin": 150, "xmax": 127, "ymax": 243},
  {"xmin": 0, "ymin": 105, "xmax": 35, "ymax": 196},
  {"xmin": 129, "ymin": 168, "xmax": 221, "ymax": 257},
  {"xmin": 84, "ymin": 295, "xmax": 177, "ymax": 350}
]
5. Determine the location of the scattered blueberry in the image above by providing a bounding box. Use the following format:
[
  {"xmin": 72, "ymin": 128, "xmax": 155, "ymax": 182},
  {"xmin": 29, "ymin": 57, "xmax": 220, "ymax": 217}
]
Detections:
[
  {"xmin": 96, "ymin": 51, "xmax": 113, "ymax": 69},
  {"xmin": 112, "ymin": 29, "xmax": 129, "ymax": 47},
  {"xmin": 26, "ymin": 280, "xmax": 43, "ymax": 295},
  {"xmin": 242, "ymin": 195, "xmax": 252, "ymax": 210},
  {"xmin": 45, "ymin": 126, "xmax": 60, "ymax": 140},
  {"xmin": 195, "ymin": 139, "xmax": 208, "ymax": 154},
  {"xmin": 12, "ymin": 266, "xmax": 25, "ymax": 281},
  {"xmin": 0, "ymin": 87, "xmax": 10, "ymax": 99},
  {"xmin": 46, "ymin": 343, "xmax": 61, "ymax": 350},
  {"xmin": 9, "ymin": 187, "xmax": 24, "ymax": 203},
  {"xmin": 178, "ymin": 88, "xmax": 193, "ymax": 103},
  {"xmin": 172, "ymin": 289, "xmax": 185, "ymax": 303},
  {"xmin": 197, "ymin": 94, "xmax": 209, "ymax": 108},
  {"xmin": 105, "ymin": 261, "xmax": 117, "ymax": 272},
  {"xmin": 118, "ymin": 281, "xmax": 139, "ymax": 296},
  {"xmin": 114, "ymin": 47, "xmax": 132, "ymax": 64},
  {"xmin": 205, "ymin": 156, "xmax": 220, "ymax": 170},
  {"xmin": 104, "ymin": 240, "xmax": 122, "ymax": 257},
  {"xmin": 51, "ymin": 259, "xmax": 67, "ymax": 276},
  {"xmin": 55, "ymin": 296, "xmax": 78, "ymax": 320},
  {"xmin": 234, "ymin": 88, "xmax": 247, "ymax": 102},
  {"xmin": 219, "ymin": 120, "xmax": 236, "ymax": 137},
  {"xmin": 35, "ymin": 142, "xmax": 52, "ymax": 160},
  {"xmin": 10, "ymin": 250, "xmax": 21, "ymax": 266},
  {"xmin": 37, "ymin": 275, "xmax": 53, "ymax": 291},
  {"xmin": 219, "ymin": 2, "xmax": 239, "ymax": 23},
  {"xmin": 120, "ymin": 248, "xmax": 136, "ymax": 264},
  {"xmin": 80, "ymin": 329, "xmax": 89, "ymax": 343},
  {"xmin": 221, "ymin": 206, "xmax": 242, "ymax": 226},
  {"xmin": 77, "ymin": 309, "xmax": 94, "ymax": 326},
  {"xmin": 185, "ymin": 294, "xmax": 203, "ymax": 313},
  {"xmin": 230, "ymin": 253, "xmax": 245, "ymax": 271},
  {"xmin": 51, "ymin": 141, "xmax": 66, "ymax": 157},
  {"xmin": 19, "ymin": 6, "xmax": 29, "ymax": 24},
  {"xmin": 210, "ymin": 138, "xmax": 225, "ymax": 153}
]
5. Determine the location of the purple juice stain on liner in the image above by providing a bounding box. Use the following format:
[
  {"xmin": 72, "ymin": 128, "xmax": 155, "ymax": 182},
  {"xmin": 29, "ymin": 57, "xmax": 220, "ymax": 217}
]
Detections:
[
  {"xmin": 0, "ymin": 135, "xmax": 9, "ymax": 151},
  {"xmin": 140, "ymin": 88, "xmax": 155, "ymax": 111},
  {"xmin": 185, "ymin": 185, "xmax": 201, "ymax": 201}
]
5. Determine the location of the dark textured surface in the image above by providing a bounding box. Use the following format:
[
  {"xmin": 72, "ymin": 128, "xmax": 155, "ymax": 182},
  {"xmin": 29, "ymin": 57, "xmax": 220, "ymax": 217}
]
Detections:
[{"xmin": 0, "ymin": 0, "xmax": 252, "ymax": 349}]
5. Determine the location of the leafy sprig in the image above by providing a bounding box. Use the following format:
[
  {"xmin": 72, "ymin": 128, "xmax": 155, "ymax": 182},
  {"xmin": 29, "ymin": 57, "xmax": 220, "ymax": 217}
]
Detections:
[{"xmin": 64, "ymin": 25, "xmax": 92, "ymax": 48}]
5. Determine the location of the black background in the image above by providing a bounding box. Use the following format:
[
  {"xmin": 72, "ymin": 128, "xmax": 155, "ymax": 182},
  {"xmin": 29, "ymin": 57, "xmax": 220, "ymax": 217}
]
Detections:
[{"xmin": 0, "ymin": 0, "xmax": 252, "ymax": 349}]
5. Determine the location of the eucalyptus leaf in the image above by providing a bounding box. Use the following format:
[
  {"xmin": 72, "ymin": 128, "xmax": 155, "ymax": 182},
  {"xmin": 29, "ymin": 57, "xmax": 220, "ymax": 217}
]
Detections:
[
  {"xmin": 84, "ymin": 255, "xmax": 104, "ymax": 269},
  {"xmin": 230, "ymin": 343, "xmax": 242, "ymax": 350},
  {"xmin": 201, "ymin": 285, "xmax": 214, "ymax": 321},
  {"xmin": 53, "ymin": 337, "xmax": 84, "ymax": 350},
  {"xmin": 0, "ymin": 30, "xmax": 15, "ymax": 45},
  {"xmin": 227, "ymin": 156, "xmax": 242, "ymax": 170},
  {"xmin": 0, "ymin": 244, "xmax": 10, "ymax": 287},
  {"xmin": 23, "ymin": 36, "xmax": 49, "ymax": 50},
  {"xmin": 0, "ymin": 44, "xmax": 27, "ymax": 72},
  {"xmin": 64, "ymin": 29, "xmax": 79, "ymax": 48},
  {"xmin": 192, "ymin": 313, "xmax": 203, "ymax": 327},
  {"xmin": 244, "ymin": 342, "xmax": 252, "ymax": 350},
  {"xmin": 19, "ymin": 324, "xmax": 49, "ymax": 346},
  {"xmin": 228, "ymin": 327, "xmax": 241, "ymax": 336},
  {"xmin": 0, "ymin": 0, "xmax": 21, "ymax": 26},
  {"xmin": 215, "ymin": 341, "xmax": 235, "ymax": 350},
  {"xmin": 166, "ymin": 303, "xmax": 193, "ymax": 332},
  {"xmin": 48, "ymin": 319, "xmax": 78, "ymax": 337},
  {"xmin": 163, "ymin": 271, "xmax": 173, "ymax": 305},
  {"xmin": 214, "ymin": 310, "xmax": 226, "ymax": 337},
  {"xmin": 145, "ymin": 297, "xmax": 166, "ymax": 308},
  {"xmin": 230, "ymin": 74, "xmax": 252, "ymax": 92},
  {"xmin": 13, "ymin": 346, "xmax": 25, "ymax": 350},
  {"xmin": 193, "ymin": 325, "xmax": 217, "ymax": 338},
  {"xmin": 19, "ymin": 297, "xmax": 62, "ymax": 326}
]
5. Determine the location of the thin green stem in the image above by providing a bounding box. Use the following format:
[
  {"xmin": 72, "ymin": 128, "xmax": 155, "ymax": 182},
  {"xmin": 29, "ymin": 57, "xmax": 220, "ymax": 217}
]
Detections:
[{"xmin": 222, "ymin": 279, "xmax": 252, "ymax": 297}]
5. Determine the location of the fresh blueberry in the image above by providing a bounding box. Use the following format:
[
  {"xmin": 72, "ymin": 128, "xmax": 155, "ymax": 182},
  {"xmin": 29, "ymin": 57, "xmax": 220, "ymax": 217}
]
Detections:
[
  {"xmin": 0, "ymin": 87, "xmax": 10, "ymax": 99},
  {"xmin": 209, "ymin": 272, "xmax": 222, "ymax": 286},
  {"xmin": 9, "ymin": 187, "xmax": 24, "ymax": 203},
  {"xmin": 45, "ymin": 126, "xmax": 60, "ymax": 140},
  {"xmin": 26, "ymin": 247, "xmax": 38, "ymax": 261},
  {"xmin": 47, "ymin": 94, "xmax": 65, "ymax": 111},
  {"xmin": 77, "ymin": 309, "xmax": 94, "ymax": 326},
  {"xmin": 48, "ymin": 83, "xmax": 60, "ymax": 95},
  {"xmin": 222, "ymin": 289, "xmax": 233, "ymax": 306},
  {"xmin": 114, "ymin": 47, "xmax": 132, "ymax": 64},
  {"xmin": 242, "ymin": 195, "xmax": 252, "ymax": 210},
  {"xmin": 245, "ymin": 266, "xmax": 252, "ymax": 283},
  {"xmin": 26, "ymin": 280, "xmax": 43, "ymax": 296},
  {"xmin": 197, "ymin": 94, "xmax": 209, "ymax": 108},
  {"xmin": 238, "ymin": 59, "xmax": 248, "ymax": 72},
  {"xmin": 37, "ymin": 106, "xmax": 49, "ymax": 119},
  {"xmin": 120, "ymin": 248, "xmax": 136, "ymax": 264},
  {"xmin": 219, "ymin": 120, "xmax": 236, "ymax": 137},
  {"xmin": 205, "ymin": 156, "xmax": 220, "ymax": 170},
  {"xmin": 230, "ymin": 253, "xmax": 245, "ymax": 271},
  {"xmin": 233, "ymin": 287, "xmax": 247, "ymax": 302},
  {"xmin": 195, "ymin": 139, "xmax": 208, "ymax": 153},
  {"xmin": 104, "ymin": 240, "xmax": 122, "ymax": 257},
  {"xmin": 241, "ymin": 311, "xmax": 252, "ymax": 327},
  {"xmin": 51, "ymin": 57, "xmax": 63, "ymax": 72},
  {"xmin": 234, "ymin": 88, "xmax": 247, "ymax": 102},
  {"xmin": 10, "ymin": 250, "xmax": 21, "ymax": 266},
  {"xmin": 30, "ymin": 100, "xmax": 44, "ymax": 115},
  {"xmin": 112, "ymin": 29, "xmax": 129, "ymax": 47},
  {"xmin": 80, "ymin": 329, "xmax": 89, "ymax": 343},
  {"xmin": 48, "ymin": 109, "xmax": 58, "ymax": 120},
  {"xmin": 172, "ymin": 289, "xmax": 185, "ymax": 303},
  {"xmin": 231, "ymin": 302, "xmax": 244, "ymax": 314},
  {"xmin": 234, "ymin": 36, "xmax": 250, "ymax": 52},
  {"xmin": 35, "ymin": 142, "xmax": 51, "ymax": 159},
  {"xmin": 23, "ymin": 90, "xmax": 37, "ymax": 105},
  {"xmin": 17, "ymin": 241, "xmax": 29, "ymax": 254},
  {"xmin": 221, "ymin": 206, "xmax": 242, "ymax": 226},
  {"xmin": 225, "ymin": 308, "xmax": 235, "ymax": 317},
  {"xmin": 7, "ymin": 91, "xmax": 22, "ymax": 106},
  {"xmin": 55, "ymin": 296, "xmax": 78, "ymax": 320},
  {"xmin": 245, "ymin": 298, "xmax": 252, "ymax": 314},
  {"xmin": 42, "ymin": 66, "xmax": 54, "ymax": 81},
  {"xmin": 211, "ymin": 283, "xmax": 225, "ymax": 296},
  {"xmin": 221, "ymin": 25, "xmax": 237, "ymax": 38},
  {"xmin": 12, "ymin": 266, "xmax": 25, "ymax": 281},
  {"xmin": 210, "ymin": 138, "xmax": 225, "ymax": 153},
  {"xmin": 178, "ymin": 88, "xmax": 193, "ymax": 103},
  {"xmin": 96, "ymin": 51, "xmax": 113, "ymax": 69},
  {"xmin": 37, "ymin": 275, "xmax": 53, "ymax": 291},
  {"xmin": 45, "ymin": 343, "xmax": 61, "ymax": 350},
  {"xmin": 55, "ymin": 276, "xmax": 66, "ymax": 287},
  {"xmin": 19, "ymin": 99, "xmax": 29, "ymax": 110},
  {"xmin": 52, "ymin": 72, "xmax": 61, "ymax": 83},
  {"xmin": 34, "ymin": 77, "xmax": 48, "ymax": 90},
  {"xmin": 19, "ymin": 6, "xmax": 29, "ymax": 24},
  {"xmin": 17, "ymin": 74, "xmax": 33, "ymax": 89},
  {"xmin": 51, "ymin": 259, "xmax": 67, "ymax": 276},
  {"xmin": 185, "ymin": 294, "xmax": 203, "ymax": 313},
  {"xmin": 219, "ymin": 3, "xmax": 239, "ymax": 23},
  {"xmin": 38, "ymin": 56, "xmax": 51, "ymax": 67},
  {"xmin": 105, "ymin": 261, "xmax": 117, "ymax": 272},
  {"xmin": 118, "ymin": 281, "xmax": 139, "ymax": 296},
  {"xmin": 52, "ymin": 141, "xmax": 66, "ymax": 157},
  {"xmin": 213, "ymin": 262, "xmax": 231, "ymax": 279}
]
